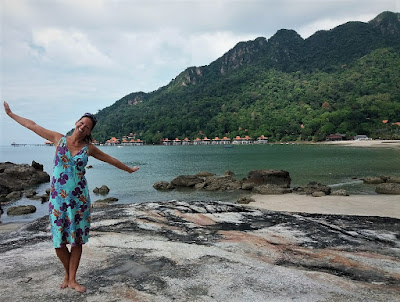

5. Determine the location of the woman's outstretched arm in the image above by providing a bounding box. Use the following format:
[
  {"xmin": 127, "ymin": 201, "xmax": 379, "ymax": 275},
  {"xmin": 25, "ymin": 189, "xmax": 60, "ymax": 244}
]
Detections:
[
  {"xmin": 88, "ymin": 144, "xmax": 139, "ymax": 173},
  {"xmin": 3, "ymin": 101, "xmax": 63, "ymax": 144}
]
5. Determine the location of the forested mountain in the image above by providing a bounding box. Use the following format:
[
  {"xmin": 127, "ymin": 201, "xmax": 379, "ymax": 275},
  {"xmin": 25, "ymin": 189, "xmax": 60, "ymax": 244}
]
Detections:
[{"xmin": 92, "ymin": 11, "xmax": 400, "ymax": 143}]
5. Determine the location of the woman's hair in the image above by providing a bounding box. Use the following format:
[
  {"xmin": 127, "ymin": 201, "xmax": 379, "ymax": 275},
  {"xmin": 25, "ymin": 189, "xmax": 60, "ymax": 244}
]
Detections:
[{"xmin": 79, "ymin": 113, "xmax": 98, "ymax": 144}]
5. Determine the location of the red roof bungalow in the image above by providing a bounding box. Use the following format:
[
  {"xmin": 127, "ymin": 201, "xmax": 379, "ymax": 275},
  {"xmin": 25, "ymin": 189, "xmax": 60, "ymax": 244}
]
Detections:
[
  {"xmin": 173, "ymin": 138, "xmax": 182, "ymax": 145},
  {"xmin": 326, "ymin": 134, "xmax": 344, "ymax": 141},
  {"xmin": 193, "ymin": 137, "xmax": 202, "ymax": 145},
  {"xmin": 255, "ymin": 135, "xmax": 268, "ymax": 144},
  {"xmin": 162, "ymin": 138, "xmax": 172, "ymax": 146},
  {"xmin": 221, "ymin": 137, "xmax": 231, "ymax": 144},
  {"xmin": 106, "ymin": 137, "xmax": 120, "ymax": 145},
  {"xmin": 212, "ymin": 136, "xmax": 222, "ymax": 145},
  {"xmin": 182, "ymin": 137, "xmax": 191, "ymax": 145},
  {"xmin": 202, "ymin": 137, "xmax": 211, "ymax": 145}
]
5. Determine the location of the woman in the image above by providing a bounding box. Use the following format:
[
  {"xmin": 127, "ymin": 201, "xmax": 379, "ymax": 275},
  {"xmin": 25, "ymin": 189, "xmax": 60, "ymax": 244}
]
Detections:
[{"xmin": 3, "ymin": 101, "xmax": 139, "ymax": 293}]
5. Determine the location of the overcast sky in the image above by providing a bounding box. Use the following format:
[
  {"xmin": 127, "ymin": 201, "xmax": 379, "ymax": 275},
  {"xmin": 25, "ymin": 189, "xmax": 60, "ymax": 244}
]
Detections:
[{"xmin": 1, "ymin": 0, "xmax": 399, "ymax": 145}]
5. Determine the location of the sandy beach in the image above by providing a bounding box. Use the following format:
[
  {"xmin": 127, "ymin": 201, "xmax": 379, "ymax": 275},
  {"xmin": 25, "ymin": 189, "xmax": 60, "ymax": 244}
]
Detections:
[
  {"xmin": 318, "ymin": 139, "xmax": 400, "ymax": 150},
  {"xmin": 249, "ymin": 193, "xmax": 400, "ymax": 219}
]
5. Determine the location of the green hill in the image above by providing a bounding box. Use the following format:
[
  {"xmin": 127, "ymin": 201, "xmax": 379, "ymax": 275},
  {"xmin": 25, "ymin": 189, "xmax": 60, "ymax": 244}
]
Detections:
[{"xmin": 92, "ymin": 11, "xmax": 400, "ymax": 143}]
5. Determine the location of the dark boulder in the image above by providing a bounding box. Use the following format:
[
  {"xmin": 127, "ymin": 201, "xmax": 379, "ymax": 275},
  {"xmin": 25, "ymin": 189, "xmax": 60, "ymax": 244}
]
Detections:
[
  {"xmin": 247, "ymin": 170, "xmax": 291, "ymax": 188},
  {"xmin": 0, "ymin": 162, "xmax": 50, "ymax": 195},
  {"xmin": 93, "ymin": 185, "xmax": 110, "ymax": 195},
  {"xmin": 303, "ymin": 182, "xmax": 332, "ymax": 195},
  {"xmin": 252, "ymin": 184, "xmax": 292, "ymax": 194},
  {"xmin": 170, "ymin": 175, "xmax": 204, "ymax": 187},
  {"xmin": 7, "ymin": 205, "xmax": 36, "ymax": 216},
  {"xmin": 153, "ymin": 181, "xmax": 175, "ymax": 190},
  {"xmin": 375, "ymin": 183, "xmax": 400, "ymax": 194}
]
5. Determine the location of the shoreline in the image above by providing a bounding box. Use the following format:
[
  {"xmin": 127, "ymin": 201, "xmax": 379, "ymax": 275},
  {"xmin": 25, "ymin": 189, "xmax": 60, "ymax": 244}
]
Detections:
[
  {"xmin": 248, "ymin": 193, "xmax": 400, "ymax": 219},
  {"xmin": 315, "ymin": 139, "xmax": 400, "ymax": 150}
]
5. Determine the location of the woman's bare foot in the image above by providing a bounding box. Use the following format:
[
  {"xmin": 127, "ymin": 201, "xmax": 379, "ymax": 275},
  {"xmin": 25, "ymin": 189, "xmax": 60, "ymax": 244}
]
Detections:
[
  {"xmin": 60, "ymin": 276, "xmax": 69, "ymax": 289},
  {"xmin": 68, "ymin": 281, "xmax": 86, "ymax": 293}
]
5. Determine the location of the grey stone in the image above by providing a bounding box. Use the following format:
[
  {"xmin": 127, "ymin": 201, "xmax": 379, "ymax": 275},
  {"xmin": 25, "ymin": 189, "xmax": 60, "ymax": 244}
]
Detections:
[
  {"xmin": 252, "ymin": 184, "xmax": 292, "ymax": 194},
  {"xmin": 25, "ymin": 189, "xmax": 37, "ymax": 198},
  {"xmin": 6, "ymin": 191, "xmax": 22, "ymax": 200},
  {"xmin": 170, "ymin": 175, "xmax": 204, "ymax": 187},
  {"xmin": 237, "ymin": 196, "xmax": 255, "ymax": 204},
  {"xmin": 7, "ymin": 205, "xmax": 36, "ymax": 215},
  {"xmin": 387, "ymin": 176, "xmax": 400, "ymax": 184},
  {"xmin": 93, "ymin": 185, "xmax": 110, "ymax": 195},
  {"xmin": 153, "ymin": 181, "xmax": 175, "ymax": 190},
  {"xmin": 196, "ymin": 171, "xmax": 215, "ymax": 177},
  {"xmin": 247, "ymin": 169, "xmax": 291, "ymax": 188},
  {"xmin": 312, "ymin": 191, "xmax": 326, "ymax": 197},
  {"xmin": 303, "ymin": 182, "xmax": 332, "ymax": 195},
  {"xmin": 331, "ymin": 189, "xmax": 349, "ymax": 196},
  {"xmin": 376, "ymin": 183, "xmax": 400, "ymax": 194},
  {"xmin": 0, "ymin": 162, "xmax": 50, "ymax": 195},
  {"xmin": 362, "ymin": 177, "xmax": 385, "ymax": 184}
]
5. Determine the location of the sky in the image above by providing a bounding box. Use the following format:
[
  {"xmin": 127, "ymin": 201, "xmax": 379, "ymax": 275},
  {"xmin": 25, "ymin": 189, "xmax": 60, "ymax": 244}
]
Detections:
[{"xmin": 1, "ymin": 0, "xmax": 399, "ymax": 145}]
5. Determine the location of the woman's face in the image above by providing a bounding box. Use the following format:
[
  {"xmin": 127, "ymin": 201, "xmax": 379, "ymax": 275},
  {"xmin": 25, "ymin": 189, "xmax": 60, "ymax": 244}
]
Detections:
[{"xmin": 75, "ymin": 117, "xmax": 94, "ymax": 136}]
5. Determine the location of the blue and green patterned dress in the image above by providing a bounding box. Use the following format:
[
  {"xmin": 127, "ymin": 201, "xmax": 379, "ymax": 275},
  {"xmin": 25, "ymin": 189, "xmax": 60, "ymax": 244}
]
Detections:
[{"xmin": 49, "ymin": 136, "xmax": 91, "ymax": 248}]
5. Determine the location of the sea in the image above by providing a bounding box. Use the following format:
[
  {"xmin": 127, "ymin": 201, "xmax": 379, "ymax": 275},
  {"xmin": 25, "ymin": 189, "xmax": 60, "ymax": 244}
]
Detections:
[{"xmin": 1, "ymin": 143, "xmax": 399, "ymax": 224}]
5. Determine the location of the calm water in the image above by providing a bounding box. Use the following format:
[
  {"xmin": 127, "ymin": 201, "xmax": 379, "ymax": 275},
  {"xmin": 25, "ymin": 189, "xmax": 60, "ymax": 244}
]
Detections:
[{"xmin": 1, "ymin": 143, "xmax": 399, "ymax": 223}]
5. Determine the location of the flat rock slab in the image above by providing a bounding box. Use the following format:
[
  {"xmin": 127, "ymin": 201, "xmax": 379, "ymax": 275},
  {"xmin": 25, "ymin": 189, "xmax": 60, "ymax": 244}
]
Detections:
[{"xmin": 0, "ymin": 201, "xmax": 399, "ymax": 302}]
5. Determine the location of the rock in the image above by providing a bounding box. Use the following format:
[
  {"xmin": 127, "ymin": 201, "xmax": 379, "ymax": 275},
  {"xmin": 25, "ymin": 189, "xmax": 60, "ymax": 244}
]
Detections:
[
  {"xmin": 387, "ymin": 176, "xmax": 400, "ymax": 184},
  {"xmin": 0, "ymin": 162, "xmax": 50, "ymax": 195},
  {"xmin": 331, "ymin": 189, "xmax": 349, "ymax": 196},
  {"xmin": 362, "ymin": 176, "xmax": 385, "ymax": 184},
  {"xmin": 241, "ymin": 181, "xmax": 255, "ymax": 190},
  {"xmin": 247, "ymin": 170, "xmax": 291, "ymax": 188},
  {"xmin": 196, "ymin": 171, "xmax": 215, "ymax": 177},
  {"xmin": 87, "ymin": 165, "xmax": 93, "ymax": 169},
  {"xmin": 1, "ymin": 201, "xmax": 399, "ymax": 301},
  {"xmin": 25, "ymin": 189, "xmax": 37, "ymax": 198},
  {"xmin": 303, "ymin": 182, "xmax": 331, "ymax": 195},
  {"xmin": 6, "ymin": 191, "xmax": 22, "ymax": 200},
  {"xmin": 252, "ymin": 184, "xmax": 292, "ymax": 194},
  {"xmin": 375, "ymin": 183, "xmax": 400, "ymax": 194},
  {"xmin": 170, "ymin": 175, "xmax": 204, "ymax": 187},
  {"xmin": 7, "ymin": 205, "xmax": 36, "ymax": 215},
  {"xmin": 203, "ymin": 175, "xmax": 242, "ymax": 191},
  {"xmin": 45, "ymin": 188, "xmax": 51, "ymax": 195},
  {"xmin": 153, "ymin": 181, "xmax": 175, "ymax": 190},
  {"xmin": 31, "ymin": 160, "xmax": 43, "ymax": 171},
  {"xmin": 312, "ymin": 191, "xmax": 326, "ymax": 197},
  {"xmin": 93, "ymin": 185, "xmax": 110, "ymax": 195},
  {"xmin": 224, "ymin": 170, "xmax": 235, "ymax": 176},
  {"xmin": 96, "ymin": 197, "xmax": 119, "ymax": 203},
  {"xmin": 237, "ymin": 196, "xmax": 255, "ymax": 204}
]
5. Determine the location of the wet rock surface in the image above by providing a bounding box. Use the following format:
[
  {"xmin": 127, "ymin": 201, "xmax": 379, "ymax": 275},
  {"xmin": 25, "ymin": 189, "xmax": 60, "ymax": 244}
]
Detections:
[
  {"xmin": 0, "ymin": 200, "xmax": 399, "ymax": 301},
  {"xmin": 0, "ymin": 161, "xmax": 50, "ymax": 195}
]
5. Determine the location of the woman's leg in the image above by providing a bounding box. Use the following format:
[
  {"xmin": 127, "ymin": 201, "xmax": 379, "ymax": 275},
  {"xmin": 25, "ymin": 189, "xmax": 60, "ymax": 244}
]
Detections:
[
  {"xmin": 68, "ymin": 244, "xmax": 86, "ymax": 293},
  {"xmin": 55, "ymin": 246, "xmax": 70, "ymax": 289}
]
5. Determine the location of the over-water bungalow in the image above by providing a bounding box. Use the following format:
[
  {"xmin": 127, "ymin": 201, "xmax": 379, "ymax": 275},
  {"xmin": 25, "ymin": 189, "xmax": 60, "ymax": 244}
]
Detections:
[
  {"xmin": 221, "ymin": 137, "xmax": 231, "ymax": 145},
  {"xmin": 255, "ymin": 135, "xmax": 268, "ymax": 144},
  {"xmin": 162, "ymin": 138, "xmax": 172, "ymax": 146},
  {"xmin": 202, "ymin": 137, "xmax": 211, "ymax": 145},
  {"xmin": 173, "ymin": 138, "xmax": 182, "ymax": 145},
  {"xmin": 134, "ymin": 139, "xmax": 144, "ymax": 146},
  {"xmin": 106, "ymin": 137, "xmax": 120, "ymax": 146},
  {"xmin": 182, "ymin": 137, "xmax": 191, "ymax": 145},
  {"xmin": 193, "ymin": 138, "xmax": 202, "ymax": 145},
  {"xmin": 212, "ymin": 137, "xmax": 222, "ymax": 145}
]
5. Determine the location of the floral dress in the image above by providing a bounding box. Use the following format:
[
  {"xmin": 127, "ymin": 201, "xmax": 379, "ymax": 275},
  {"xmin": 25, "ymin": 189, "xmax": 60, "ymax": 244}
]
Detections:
[{"xmin": 49, "ymin": 136, "xmax": 91, "ymax": 248}]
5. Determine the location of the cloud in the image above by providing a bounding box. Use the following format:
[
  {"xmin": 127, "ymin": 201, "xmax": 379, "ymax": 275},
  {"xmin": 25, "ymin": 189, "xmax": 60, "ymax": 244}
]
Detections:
[{"xmin": 1, "ymin": 0, "xmax": 398, "ymax": 144}]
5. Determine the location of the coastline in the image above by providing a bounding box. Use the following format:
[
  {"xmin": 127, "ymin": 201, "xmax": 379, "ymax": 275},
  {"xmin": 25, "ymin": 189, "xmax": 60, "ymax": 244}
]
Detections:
[
  {"xmin": 248, "ymin": 193, "xmax": 400, "ymax": 219},
  {"xmin": 316, "ymin": 139, "xmax": 400, "ymax": 150}
]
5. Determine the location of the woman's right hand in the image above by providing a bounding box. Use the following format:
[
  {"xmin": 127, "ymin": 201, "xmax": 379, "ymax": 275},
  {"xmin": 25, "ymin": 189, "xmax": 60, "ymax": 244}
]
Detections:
[{"xmin": 3, "ymin": 101, "xmax": 12, "ymax": 116}]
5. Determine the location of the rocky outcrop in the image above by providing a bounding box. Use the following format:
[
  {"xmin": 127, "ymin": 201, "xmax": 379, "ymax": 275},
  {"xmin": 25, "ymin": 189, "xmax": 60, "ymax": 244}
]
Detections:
[
  {"xmin": 0, "ymin": 200, "xmax": 399, "ymax": 301},
  {"xmin": 252, "ymin": 184, "xmax": 292, "ymax": 194},
  {"xmin": 376, "ymin": 183, "xmax": 400, "ymax": 194},
  {"xmin": 246, "ymin": 169, "xmax": 291, "ymax": 188},
  {"xmin": 0, "ymin": 161, "xmax": 50, "ymax": 195},
  {"xmin": 155, "ymin": 169, "xmax": 291, "ymax": 194},
  {"xmin": 93, "ymin": 185, "xmax": 110, "ymax": 195},
  {"xmin": 6, "ymin": 205, "xmax": 36, "ymax": 216}
]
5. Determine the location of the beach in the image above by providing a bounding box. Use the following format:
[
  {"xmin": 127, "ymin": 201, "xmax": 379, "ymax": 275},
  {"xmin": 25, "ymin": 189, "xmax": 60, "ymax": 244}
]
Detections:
[
  {"xmin": 318, "ymin": 139, "xmax": 400, "ymax": 149},
  {"xmin": 248, "ymin": 193, "xmax": 400, "ymax": 219}
]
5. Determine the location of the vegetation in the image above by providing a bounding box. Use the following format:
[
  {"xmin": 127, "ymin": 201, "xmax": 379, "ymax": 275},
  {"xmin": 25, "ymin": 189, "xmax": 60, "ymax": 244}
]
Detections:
[{"xmin": 92, "ymin": 11, "xmax": 400, "ymax": 143}]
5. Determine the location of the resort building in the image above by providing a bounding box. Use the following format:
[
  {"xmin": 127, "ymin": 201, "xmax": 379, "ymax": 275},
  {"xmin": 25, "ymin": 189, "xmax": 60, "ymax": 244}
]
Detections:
[
  {"xmin": 354, "ymin": 135, "xmax": 370, "ymax": 141},
  {"xmin": 105, "ymin": 137, "xmax": 120, "ymax": 145},
  {"xmin": 193, "ymin": 138, "xmax": 202, "ymax": 145},
  {"xmin": 255, "ymin": 135, "xmax": 268, "ymax": 144},
  {"xmin": 326, "ymin": 134, "xmax": 345, "ymax": 141},
  {"xmin": 232, "ymin": 135, "xmax": 254, "ymax": 144},
  {"xmin": 162, "ymin": 138, "xmax": 172, "ymax": 146},
  {"xmin": 173, "ymin": 138, "xmax": 182, "ymax": 145},
  {"xmin": 221, "ymin": 137, "xmax": 231, "ymax": 145},
  {"xmin": 182, "ymin": 137, "xmax": 191, "ymax": 145},
  {"xmin": 202, "ymin": 137, "xmax": 211, "ymax": 145},
  {"xmin": 212, "ymin": 137, "xmax": 222, "ymax": 145}
]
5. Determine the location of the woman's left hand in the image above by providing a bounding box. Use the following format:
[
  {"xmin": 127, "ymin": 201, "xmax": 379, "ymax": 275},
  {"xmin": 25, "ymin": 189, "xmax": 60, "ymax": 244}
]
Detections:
[{"xmin": 129, "ymin": 166, "xmax": 139, "ymax": 173}]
